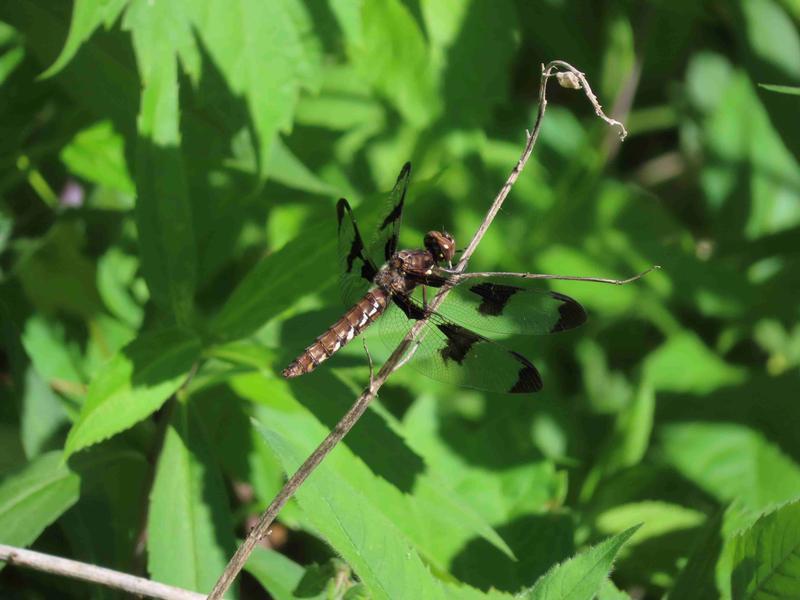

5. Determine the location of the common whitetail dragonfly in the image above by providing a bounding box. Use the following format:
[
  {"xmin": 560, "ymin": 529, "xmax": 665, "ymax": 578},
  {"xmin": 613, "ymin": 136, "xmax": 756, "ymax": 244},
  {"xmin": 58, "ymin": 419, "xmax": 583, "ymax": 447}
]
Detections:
[{"xmin": 283, "ymin": 163, "xmax": 653, "ymax": 393}]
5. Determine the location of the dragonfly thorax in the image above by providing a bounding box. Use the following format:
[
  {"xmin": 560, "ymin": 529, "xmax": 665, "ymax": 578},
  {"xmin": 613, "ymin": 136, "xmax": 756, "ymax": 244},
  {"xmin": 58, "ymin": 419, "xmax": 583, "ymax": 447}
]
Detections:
[{"xmin": 374, "ymin": 249, "xmax": 433, "ymax": 295}]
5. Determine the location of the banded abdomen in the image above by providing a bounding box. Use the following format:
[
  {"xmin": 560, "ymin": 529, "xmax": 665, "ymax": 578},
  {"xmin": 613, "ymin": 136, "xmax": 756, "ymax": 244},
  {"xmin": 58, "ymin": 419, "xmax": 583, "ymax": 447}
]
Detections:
[{"xmin": 282, "ymin": 289, "xmax": 389, "ymax": 378}]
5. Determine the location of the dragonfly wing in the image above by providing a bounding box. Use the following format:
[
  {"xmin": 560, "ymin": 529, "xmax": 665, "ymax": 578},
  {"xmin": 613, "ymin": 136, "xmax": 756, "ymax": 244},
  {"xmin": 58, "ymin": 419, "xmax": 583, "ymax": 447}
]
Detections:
[
  {"xmin": 337, "ymin": 198, "xmax": 380, "ymax": 306},
  {"xmin": 379, "ymin": 294, "xmax": 543, "ymax": 394},
  {"xmin": 433, "ymin": 275, "xmax": 587, "ymax": 338},
  {"xmin": 369, "ymin": 162, "xmax": 411, "ymax": 261}
]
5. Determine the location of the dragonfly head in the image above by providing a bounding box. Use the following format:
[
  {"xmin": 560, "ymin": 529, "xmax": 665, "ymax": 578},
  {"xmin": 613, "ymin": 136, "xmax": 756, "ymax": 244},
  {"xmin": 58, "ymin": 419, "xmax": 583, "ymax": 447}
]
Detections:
[{"xmin": 424, "ymin": 230, "xmax": 456, "ymax": 265}]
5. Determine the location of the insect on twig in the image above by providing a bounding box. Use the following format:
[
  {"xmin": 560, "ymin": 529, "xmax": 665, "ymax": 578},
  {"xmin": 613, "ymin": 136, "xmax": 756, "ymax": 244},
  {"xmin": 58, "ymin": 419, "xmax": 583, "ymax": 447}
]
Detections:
[{"xmin": 208, "ymin": 60, "xmax": 648, "ymax": 599}]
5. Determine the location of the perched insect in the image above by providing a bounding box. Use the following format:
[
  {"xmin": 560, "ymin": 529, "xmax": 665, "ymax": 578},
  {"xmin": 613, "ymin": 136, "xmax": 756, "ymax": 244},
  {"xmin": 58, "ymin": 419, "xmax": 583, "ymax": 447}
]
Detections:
[{"xmin": 283, "ymin": 163, "xmax": 654, "ymax": 393}]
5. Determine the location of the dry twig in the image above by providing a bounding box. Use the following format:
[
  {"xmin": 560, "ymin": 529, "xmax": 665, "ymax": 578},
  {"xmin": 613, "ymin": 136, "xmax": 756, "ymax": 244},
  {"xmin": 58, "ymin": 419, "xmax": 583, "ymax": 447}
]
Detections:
[
  {"xmin": 208, "ymin": 60, "xmax": 626, "ymax": 600},
  {"xmin": 0, "ymin": 544, "xmax": 204, "ymax": 600}
]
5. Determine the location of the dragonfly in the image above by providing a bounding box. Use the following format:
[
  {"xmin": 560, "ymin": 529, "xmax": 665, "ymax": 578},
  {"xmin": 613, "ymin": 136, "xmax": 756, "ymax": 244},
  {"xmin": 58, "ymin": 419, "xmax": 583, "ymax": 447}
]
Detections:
[{"xmin": 282, "ymin": 162, "xmax": 656, "ymax": 393}]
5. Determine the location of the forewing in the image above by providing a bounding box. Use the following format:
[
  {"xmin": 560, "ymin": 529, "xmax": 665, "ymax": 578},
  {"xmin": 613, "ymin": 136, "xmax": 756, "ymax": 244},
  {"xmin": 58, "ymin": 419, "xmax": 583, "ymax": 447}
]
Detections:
[
  {"xmin": 436, "ymin": 276, "xmax": 587, "ymax": 338},
  {"xmin": 379, "ymin": 295, "xmax": 543, "ymax": 394},
  {"xmin": 369, "ymin": 162, "xmax": 411, "ymax": 261},
  {"xmin": 337, "ymin": 198, "xmax": 379, "ymax": 306}
]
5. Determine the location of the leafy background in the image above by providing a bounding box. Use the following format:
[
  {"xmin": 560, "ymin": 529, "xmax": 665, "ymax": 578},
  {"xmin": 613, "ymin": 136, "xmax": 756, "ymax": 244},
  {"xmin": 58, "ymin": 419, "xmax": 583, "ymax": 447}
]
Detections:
[{"xmin": 1, "ymin": 1, "xmax": 799, "ymax": 598}]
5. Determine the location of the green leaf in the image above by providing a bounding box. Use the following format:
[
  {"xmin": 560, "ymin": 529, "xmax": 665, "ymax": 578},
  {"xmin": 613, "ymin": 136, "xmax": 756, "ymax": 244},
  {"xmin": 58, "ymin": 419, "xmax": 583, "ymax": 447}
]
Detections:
[
  {"xmin": 668, "ymin": 510, "xmax": 725, "ymax": 600},
  {"xmin": 658, "ymin": 423, "xmax": 800, "ymax": 512},
  {"xmin": 147, "ymin": 401, "xmax": 237, "ymax": 595},
  {"xmin": 21, "ymin": 314, "xmax": 84, "ymax": 395},
  {"xmin": 96, "ymin": 247, "xmax": 144, "ymax": 328},
  {"xmin": 64, "ymin": 327, "xmax": 201, "ymax": 458},
  {"xmin": 396, "ymin": 397, "xmax": 572, "ymax": 591},
  {"xmin": 603, "ymin": 381, "xmax": 655, "ymax": 472},
  {"xmin": 643, "ymin": 332, "xmax": 745, "ymax": 394},
  {"xmin": 60, "ymin": 120, "xmax": 135, "ymax": 194},
  {"xmin": 0, "ymin": 452, "xmax": 79, "ymax": 548},
  {"xmin": 582, "ymin": 380, "xmax": 655, "ymax": 501},
  {"xmin": 686, "ymin": 53, "xmax": 800, "ymax": 237},
  {"xmin": 17, "ymin": 223, "xmax": 104, "ymax": 321},
  {"xmin": 352, "ymin": 0, "xmax": 441, "ymax": 126},
  {"xmin": 20, "ymin": 367, "xmax": 68, "ymax": 458},
  {"xmin": 597, "ymin": 579, "xmax": 632, "ymax": 600},
  {"xmin": 595, "ymin": 501, "xmax": 705, "ymax": 545},
  {"xmin": 742, "ymin": 0, "xmax": 800, "ymax": 79},
  {"xmin": 758, "ymin": 83, "xmax": 800, "ymax": 95},
  {"xmin": 59, "ymin": 449, "xmax": 149, "ymax": 575},
  {"xmin": 266, "ymin": 138, "xmax": 338, "ymax": 196},
  {"xmin": 184, "ymin": 0, "xmax": 321, "ymax": 172},
  {"xmin": 523, "ymin": 526, "xmax": 640, "ymax": 600},
  {"xmin": 402, "ymin": 397, "xmax": 567, "ymax": 524},
  {"xmin": 420, "ymin": 0, "xmax": 518, "ymax": 126},
  {"xmin": 209, "ymin": 212, "xmax": 338, "ymax": 342},
  {"xmin": 245, "ymin": 546, "xmax": 324, "ymax": 600},
  {"xmin": 237, "ymin": 374, "xmax": 512, "ymax": 578},
  {"xmin": 731, "ymin": 500, "xmax": 800, "ymax": 599},
  {"xmin": 247, "ymin": 380, "xmax": 448, "ymax": 599},
  {"xmin": 40, "ymin": 0, "xmax": 129, "ymax": 78},
  {"xmin": 293, "ymin": 559, "xmax": 355, "ymax": 598},
  {"xmin": 123, "ymin": 0, "xmax": 197, "ymax": 324}
]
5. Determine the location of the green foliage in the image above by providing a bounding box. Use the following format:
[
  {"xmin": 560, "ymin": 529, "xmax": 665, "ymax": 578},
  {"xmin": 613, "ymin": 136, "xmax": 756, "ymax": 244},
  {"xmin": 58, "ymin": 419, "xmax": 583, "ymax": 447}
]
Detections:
[
  {"xmin": 524, "ymin": 527, "xmax": 639, "ymax": 600},
  {"xmin": 1, "ymin": 0, "xmax": 799, "ymax": 598},
  {"xmin": 0, "ymin": 452, "xmax": 79, "ymax": 549},
  {"xmin": 730, "ymin": 500, "xmax": 800, "ymax": 599},
  {"xmin": 147, "ymin": 401, "xmax": 237, "ymax": 594}
]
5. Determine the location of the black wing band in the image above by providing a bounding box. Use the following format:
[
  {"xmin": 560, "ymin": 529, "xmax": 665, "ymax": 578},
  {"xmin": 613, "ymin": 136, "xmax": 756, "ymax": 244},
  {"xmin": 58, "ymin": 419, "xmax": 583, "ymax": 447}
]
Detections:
[
  {"xmin": 337, "ymin": 198, "xmax": 379, "ymax": 306},
  {"xmin": 378, "ymin": 162, "xmax": 411, "ymax": 260}
]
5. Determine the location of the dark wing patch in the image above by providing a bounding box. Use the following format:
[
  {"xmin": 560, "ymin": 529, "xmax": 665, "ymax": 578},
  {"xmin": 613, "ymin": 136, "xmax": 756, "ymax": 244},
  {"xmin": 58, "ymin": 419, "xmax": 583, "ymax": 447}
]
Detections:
[
  {"xmin": 437, "ymin": 323, "xmax": 482, "ymax": 364},
  {"xmin": 549, "ymin": 291, "xmax": 587, "ymax": 333},
  {"xmin": 509, "ymin": 351, "xmax": 543, "ymax": 393},
  {"xmin": 470, "ymin": 282, "xmax": 525, "ymax": 316},
  {"xmin": 337, "ymin": 198, "xmax": 379, "ymax": 306},
  {"xmin": 375, "ymin": 162, "xmax": 411, "ymax": 260}
]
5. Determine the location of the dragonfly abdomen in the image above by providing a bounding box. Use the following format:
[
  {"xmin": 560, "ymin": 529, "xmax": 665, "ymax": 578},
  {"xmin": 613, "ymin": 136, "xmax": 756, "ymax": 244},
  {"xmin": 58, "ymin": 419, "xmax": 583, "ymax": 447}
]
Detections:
[{"xmin": 282, "ymin": 288, "xmax": 390, "ymax": 378}]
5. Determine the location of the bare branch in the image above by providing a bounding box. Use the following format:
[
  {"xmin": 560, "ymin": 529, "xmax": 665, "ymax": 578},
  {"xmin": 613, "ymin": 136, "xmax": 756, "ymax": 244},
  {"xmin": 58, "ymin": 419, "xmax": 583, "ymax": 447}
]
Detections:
[
  {"xmin": 208, "ymin": 60, "xmax": 625, "ymax": 600},
  {"xmin": 0, "ymin": 544, "xmax": 204, "ymax": 600}
]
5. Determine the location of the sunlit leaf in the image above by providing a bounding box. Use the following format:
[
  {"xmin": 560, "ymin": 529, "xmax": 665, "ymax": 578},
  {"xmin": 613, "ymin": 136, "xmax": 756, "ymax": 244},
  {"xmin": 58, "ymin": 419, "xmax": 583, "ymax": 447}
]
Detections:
[
  {"xmin": 0, "ymin": 452, "xmax": 79, "ymax": 548},
  {"xmin": 235, "ymin": 374, "xmax": 513, "ymax": 576},
  {"xmin": 351, "ymin": 0, "xmax": 440, "ymax": 126},
  {"xmin": 643, "ymin": 332, "xmax": 745, "ymax": 394},
  {"xmin": 658, "ymin": 423, "xmax": 800, "ymax": 512},
  {"xmin": 147, "ymin": 402, "xmax": 237, "ymax": 595},
  {"xmin": 40, "ymin": 0, "xmax": 128, "ymax": 77},
  {"xmin": 124, "ymin": 0, "xmax": 197, "ymax": 324},
  {"xmin": 60, "ymin": 120, "xmax": 135, "ymax": 195},
  {"xmin": 251, "ymin": 412, "xmax": 447, "ymax": 600},
  {"xmin": 64, "ymin": 327, "xmax": 201, "ymax": 458},
  {"xmin": 523, "ymin": 527, "xmax": 640, "ymax": 600},
  {"xmin": 731, "ymin": 499, "xmax": 800, "ymax": 599},
  {"xmin": 741, "ymin": 0, "xmax": 800, "ymax": 78},
  {"xmin": 20, "ymin": 367, "xmax": 68, "ymax": 458},
  {"xmin": 595, "ymin": 501, "xmax": 705, "ymax": 545}
]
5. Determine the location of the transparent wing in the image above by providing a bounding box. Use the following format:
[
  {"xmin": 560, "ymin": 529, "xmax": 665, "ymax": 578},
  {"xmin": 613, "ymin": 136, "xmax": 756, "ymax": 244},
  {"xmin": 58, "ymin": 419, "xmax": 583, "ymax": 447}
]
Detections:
[
  {"xmin": 379, "ymin": 295, "xmax": 543, "ymax": 394},
  {"xmin": 337, "ymin": 198, "xmax": 379, "ymax": 306},
  {"xmin": 433, "ymin": 275, "xmax": 587, "ymax": 338},
  {"xmin": 336, "ymin": 163, "xmax": 411, "ymax": 306},
  {"xmin": 369, "ymin": 162, "xmax": 411, "ymax": 262}
]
